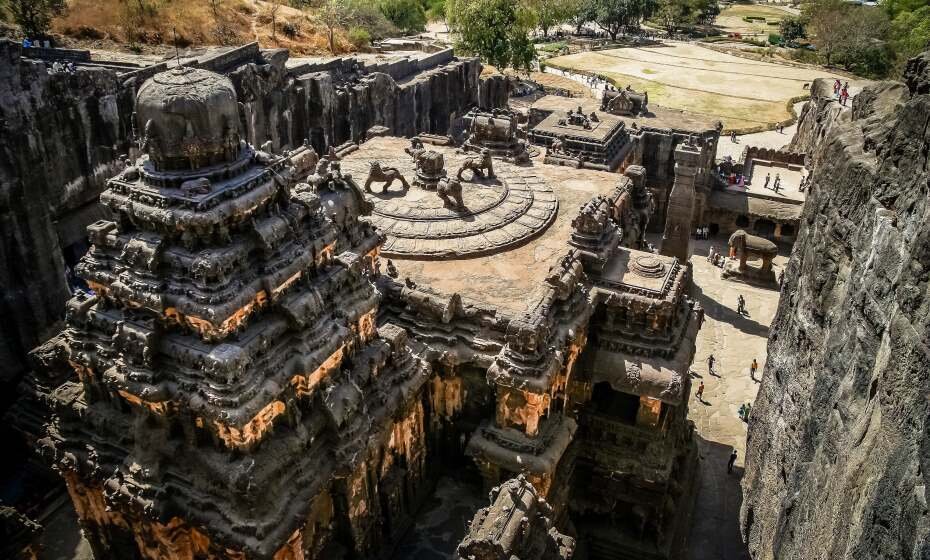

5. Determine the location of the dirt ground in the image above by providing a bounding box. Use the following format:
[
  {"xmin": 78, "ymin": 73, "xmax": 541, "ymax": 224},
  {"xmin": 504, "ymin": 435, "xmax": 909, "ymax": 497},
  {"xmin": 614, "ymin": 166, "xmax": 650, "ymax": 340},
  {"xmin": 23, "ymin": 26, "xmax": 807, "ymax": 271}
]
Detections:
[{"xmin": 547, "ymin": 43, "xmax": 854, "ymax": 130}]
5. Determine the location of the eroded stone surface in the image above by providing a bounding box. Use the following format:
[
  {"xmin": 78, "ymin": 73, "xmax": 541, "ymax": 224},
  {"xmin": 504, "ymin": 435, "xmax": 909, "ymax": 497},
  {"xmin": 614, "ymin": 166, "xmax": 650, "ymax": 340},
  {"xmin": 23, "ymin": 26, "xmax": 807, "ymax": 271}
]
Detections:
[{"xmin": 740, "ymin": 65, "xmax": 930, "ymax": 558}]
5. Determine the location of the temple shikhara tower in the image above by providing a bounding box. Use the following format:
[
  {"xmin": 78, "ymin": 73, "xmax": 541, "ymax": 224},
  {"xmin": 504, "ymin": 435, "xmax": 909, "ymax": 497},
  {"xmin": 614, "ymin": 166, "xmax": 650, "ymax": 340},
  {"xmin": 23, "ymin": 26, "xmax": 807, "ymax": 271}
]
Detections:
[{"xmin": 38, "ymin": 67, "xmax": 431, "ymax": 558}]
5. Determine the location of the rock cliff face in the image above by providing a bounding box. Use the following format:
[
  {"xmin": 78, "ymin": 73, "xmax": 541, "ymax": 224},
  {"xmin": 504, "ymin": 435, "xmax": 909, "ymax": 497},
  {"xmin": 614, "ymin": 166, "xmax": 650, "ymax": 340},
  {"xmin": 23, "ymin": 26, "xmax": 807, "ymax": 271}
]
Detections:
[
  {"xmin": 0, "ymin": 41, "xmax": 133, "ymax": 387},
  {"xmin": 741, "ymin": 56, "xmax": 930, "ymax": 559},
  {"xmin": 0, "ymin": 41, "xmax": 500, "ymax": 384}
]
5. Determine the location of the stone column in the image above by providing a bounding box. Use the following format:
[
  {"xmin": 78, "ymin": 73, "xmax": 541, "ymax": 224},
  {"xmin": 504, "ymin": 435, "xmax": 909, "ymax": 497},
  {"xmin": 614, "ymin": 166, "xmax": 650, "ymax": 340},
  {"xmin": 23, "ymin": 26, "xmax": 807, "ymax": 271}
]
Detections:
[{"xmin": 661, "ymin": 142, "xmax": 702, "ymax": 262}]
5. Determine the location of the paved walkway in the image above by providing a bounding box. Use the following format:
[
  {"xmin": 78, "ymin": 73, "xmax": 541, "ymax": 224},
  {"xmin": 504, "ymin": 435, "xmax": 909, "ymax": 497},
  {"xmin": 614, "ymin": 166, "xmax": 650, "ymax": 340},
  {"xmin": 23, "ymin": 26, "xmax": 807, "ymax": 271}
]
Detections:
[
  {"xmin": 682, "ymin": 236, "xmax": 790, "ymax": 560},
  {"xmin": 715, "ymin": 101, "xmax": 804, "ymax": 161}
]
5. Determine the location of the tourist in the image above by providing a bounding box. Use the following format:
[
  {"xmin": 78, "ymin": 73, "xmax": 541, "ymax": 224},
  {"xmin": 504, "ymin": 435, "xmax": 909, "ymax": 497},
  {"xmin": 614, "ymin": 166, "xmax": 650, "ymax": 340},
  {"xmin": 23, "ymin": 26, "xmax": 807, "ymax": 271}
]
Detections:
[
  {"xmin": 764, "ymin": 172, "xmax": 771, "ymax": 188},
  {"xmin": 728, "ymin": 449, "xmax": 738, "ymax": 473},
  {"xmin": 708, "ymin": 245, "xmax": 716, "ymax": 262},
  {"xmin": 834, "ymin": 79, "xmax": 841, "ymax": 97},
  {"xmin": 738, "ymin": 403, "xmax": 747, "ymax": 420},
  {"xmin": 707, "ymin": 353, "xmax": 716, "ymax": 375},
  {"xmin": 778, "ymin": 269, "xmax": 785, "ymax": 287},
  {"xmin": 737, "ymin": 294, "xmax": 746, "ymax": 315},
  {"xmin": 773, "ymin": 174, "xmax": 781, "ymax": 193},
  {"xmin": 731, "ymin": 132, "xmax": 738, "ymax": 143},
  {"xmin": 750, "ymin": 358, "xmax": 758, "ymax": 379},
  {"xmin": 696, "ymin": 381, "xmax": 705, "ymax": 402},
  {"xmin": 22, "ymin": 38, "xmax": 32, "ymax": 48}
]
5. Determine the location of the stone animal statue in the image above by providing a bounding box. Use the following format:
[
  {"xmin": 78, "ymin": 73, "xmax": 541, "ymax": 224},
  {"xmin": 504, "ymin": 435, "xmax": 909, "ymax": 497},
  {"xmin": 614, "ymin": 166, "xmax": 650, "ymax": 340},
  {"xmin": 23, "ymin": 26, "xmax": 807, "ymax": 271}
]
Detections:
[
  {"xmin": 456, "ymin": 149, "xmax": 494, "ymax": 181},
  {"xmin": 436, "ymin": 177, "xmax": 464, "ymax": 210},
  {"xmin": 728, "ymin": 229, "xmax": 778, "ymax": 272},
  {"xmin": 550, "ymin": 136, "xmax": 565, "ymax": 155},
  {"xmin": 364, "ymin": 161, "xmax": 410, "ymax": 193}
]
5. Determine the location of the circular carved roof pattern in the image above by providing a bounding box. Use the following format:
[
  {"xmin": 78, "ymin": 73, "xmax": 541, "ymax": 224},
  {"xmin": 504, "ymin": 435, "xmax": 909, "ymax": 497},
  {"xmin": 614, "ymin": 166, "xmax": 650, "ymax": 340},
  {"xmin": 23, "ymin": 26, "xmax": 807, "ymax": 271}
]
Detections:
[
  {"xmin": 341, "ymin": 157, "xmax": 558, "ymax": 259},
  {"xmin": 630, "ymin": 255, "xmax": 667, "ymax": 278}
]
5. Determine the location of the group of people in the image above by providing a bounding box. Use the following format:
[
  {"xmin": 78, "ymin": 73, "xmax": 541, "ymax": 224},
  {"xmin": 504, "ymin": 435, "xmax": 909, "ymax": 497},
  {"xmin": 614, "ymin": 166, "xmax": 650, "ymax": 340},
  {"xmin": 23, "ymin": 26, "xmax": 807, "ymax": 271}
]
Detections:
[
  {"xmin": 762, "ymin": 172, "xmax": 782, "ymax": 193},
  {"xmin": 707, "ymin": 245, "xmax": 725, "ymax": 268},
  {"xmin": 834, "ymin": 79, "xmax": 851, "ymax": 106},
  {"xmin": 694, "ymin": 225, "xmax": 711, "ymax": 239},
  {"xmin": 49, "ymin": 60, "xmax": 77, "ymax": 74},
  {"xmin": 738, "ymin": 402, "xmax": 752, "ymax": 422}
]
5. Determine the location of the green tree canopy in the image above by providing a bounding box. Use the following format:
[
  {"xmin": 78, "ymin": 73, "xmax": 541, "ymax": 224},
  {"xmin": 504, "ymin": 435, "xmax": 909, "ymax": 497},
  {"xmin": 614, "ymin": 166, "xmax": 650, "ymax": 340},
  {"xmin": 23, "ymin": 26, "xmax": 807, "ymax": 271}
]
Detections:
[
  {"xmin": 591, "ymin": 0, "xmax": 647, "ymax": 40},
  {"xmin": 9, "ymin": 0, "xmax": 65, "ymax": 38},
  {"xmin": 449, "ymin": 0, "xmax": 535, "ymax": 70},
  {"xmin": 779, "ymin": 15, "xmax": 806, "ymax": 46},
  {"xmin": 380, "ymin": 0, "xmax": 427, "ymax": 33},
  {"xmin": 525, "ymin": 0, "xmax": 577, "ymax": 37}
]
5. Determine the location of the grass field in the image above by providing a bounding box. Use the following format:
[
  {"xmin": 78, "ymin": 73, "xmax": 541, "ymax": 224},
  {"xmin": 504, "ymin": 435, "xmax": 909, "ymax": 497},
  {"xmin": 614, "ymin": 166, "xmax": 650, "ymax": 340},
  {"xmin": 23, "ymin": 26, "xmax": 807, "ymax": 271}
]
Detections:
[
  {"xmin": 547, "ymin": 43, "xmax": 854, "ymax": 130},
  {"xmin": 716, "ymin": 4, "xmax": 796, "ymax": 36}
]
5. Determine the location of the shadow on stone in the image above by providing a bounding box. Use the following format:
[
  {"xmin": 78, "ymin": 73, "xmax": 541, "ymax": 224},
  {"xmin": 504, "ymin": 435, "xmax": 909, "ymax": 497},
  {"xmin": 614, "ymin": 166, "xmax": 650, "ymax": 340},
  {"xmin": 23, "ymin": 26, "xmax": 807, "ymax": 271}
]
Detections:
[{"xmin": 685, "ymin": 435, "xmax": 750, "ymax": 560}]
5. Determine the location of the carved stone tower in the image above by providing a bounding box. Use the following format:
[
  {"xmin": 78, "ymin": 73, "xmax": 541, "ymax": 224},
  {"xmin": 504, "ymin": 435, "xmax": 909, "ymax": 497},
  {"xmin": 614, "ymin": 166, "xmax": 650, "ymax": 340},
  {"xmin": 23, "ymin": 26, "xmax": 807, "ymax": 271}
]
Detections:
[
  {"xmin": 39, "ymin": 67, "xmax": 430, "ymax": 559},
  {"xmin": 661, "ymin": 141, "xmax": 702, "ymax": 262}
]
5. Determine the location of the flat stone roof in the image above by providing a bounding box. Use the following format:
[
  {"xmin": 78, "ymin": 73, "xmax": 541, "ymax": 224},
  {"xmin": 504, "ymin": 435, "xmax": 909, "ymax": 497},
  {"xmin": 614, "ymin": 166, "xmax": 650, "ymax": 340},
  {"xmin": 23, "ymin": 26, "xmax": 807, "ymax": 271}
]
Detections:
[
  {"xmin": 598, "ymin": 249, "xmax": 679, "ymax": 295},
  {"xmin": 533, "ymin": 111, "xmax": 625, "ymax": 142},
  {"xmin": 343, "ymin": 137, "xmax": 625, "ymax": 312},
  {"xmin": 531, "ymin": 95, "xmax": 720, "ymax": 133}
]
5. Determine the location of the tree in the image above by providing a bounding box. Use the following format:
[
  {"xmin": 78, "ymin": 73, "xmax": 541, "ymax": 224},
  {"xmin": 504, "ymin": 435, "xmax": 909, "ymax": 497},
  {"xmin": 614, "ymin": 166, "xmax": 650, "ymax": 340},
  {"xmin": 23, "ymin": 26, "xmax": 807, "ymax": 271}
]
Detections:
[
  {"xmin": 450, "ymin": 0, "xmax": 535, "ymax": 70},
  {"xmin": 692, "ymin": 0, "xmax": 719, "ymax": 26},
  {"xmin": 779, "ymin": 15, "xmax": 806, "ymax": 46},
  {"xmin": 9, "ymin": 0, "xmax": 65, "ymax": 38},
  {"xmin": 319, "ymin": 0, "xmax": 355, "ymax": 53},
  {"xmin": 655, "ymin": 0, "xmax": 690, "ymax": 33},
  {"xmin": 526, "ymin": 0, "xmax": 576, "ymax": 37},
  {"xmin": 269, "ymin": 0, "xmax": 284, "ymax": 41},
  {"xmin": 803, "ymin": 0, "xmax": 850, "ymax": 65},
  {"xmin": 591, "ymin": 0, "xmax": 643, "ymax": 40},
  {"xmin": 380, "ymin": 0, "xmax": 427, "ymax": 34},
  {"xmin": 890, "ymin": 5, "xmax": 930, "ymax": 70},
  {"xmin": 567, "ymin": 0, "xmax": 597, "ymax": 34}
]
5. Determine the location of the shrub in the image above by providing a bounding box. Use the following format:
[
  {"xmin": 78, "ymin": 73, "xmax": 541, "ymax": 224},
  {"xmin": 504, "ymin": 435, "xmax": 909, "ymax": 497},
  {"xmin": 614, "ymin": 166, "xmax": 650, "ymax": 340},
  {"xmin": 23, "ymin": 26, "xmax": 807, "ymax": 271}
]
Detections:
[
  {"xmin": 347, "ymin": 26, "xmax": 371, "ymax": 48},
  {"xmin": 768, "ymin": 33, "xmax": 781, "ymax": 45},
  {"xmin": 282, "ymin": 20, "xmax": 299, "ymax": 37}
]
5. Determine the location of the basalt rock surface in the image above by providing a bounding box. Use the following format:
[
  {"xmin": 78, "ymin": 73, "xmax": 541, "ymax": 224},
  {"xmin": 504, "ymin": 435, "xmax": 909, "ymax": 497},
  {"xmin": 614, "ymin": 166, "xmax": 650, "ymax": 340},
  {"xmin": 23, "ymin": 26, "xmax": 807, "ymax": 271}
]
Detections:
[
  {"xmin": 0, "ymin": 40, "xmax": 498, "ymax": 386},
  {"xmin": 741, "ymin": 54, "xmax": 930, "ymax": 559}
]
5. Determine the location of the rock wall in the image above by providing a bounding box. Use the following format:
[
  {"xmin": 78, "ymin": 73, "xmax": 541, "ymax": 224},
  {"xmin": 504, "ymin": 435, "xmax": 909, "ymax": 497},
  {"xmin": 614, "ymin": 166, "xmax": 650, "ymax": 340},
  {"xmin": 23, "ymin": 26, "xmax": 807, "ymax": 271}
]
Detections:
[
  {"xmin": 0, "ymin": 41, "xmax": 497, "ymax": 386},
  {"xmin": 0, "ymin": 41, "xmax": 133, "ymax": 387},
  {"xmin": 741, "ymin": 54, "xmax": 930, "ymax": 559}
]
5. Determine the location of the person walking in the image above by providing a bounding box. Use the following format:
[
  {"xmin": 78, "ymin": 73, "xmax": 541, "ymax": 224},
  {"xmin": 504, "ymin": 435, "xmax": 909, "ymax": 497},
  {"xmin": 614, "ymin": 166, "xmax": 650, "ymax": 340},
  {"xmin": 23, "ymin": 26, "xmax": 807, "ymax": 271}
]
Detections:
[
  {"xmin": 750, "ymin": 358, "xmax": 758, "ymax": 379},
  {"xmin": 728, "ymin": 449, "xmax": 738, "ymax": 473},
  {"xmin": 707, "ymin": 354, "xmax": 715, "ymax": 375},
  {"xmin": 763, "ymin": 172, "xmax": 771, "ymax": 188},
  {"xmin": 737, "ymin": 294, "xmax": 746, "ymax": 315},
  {"xmin": 696, "ymin": 381, "xmax": 705, "ymax": 402}
]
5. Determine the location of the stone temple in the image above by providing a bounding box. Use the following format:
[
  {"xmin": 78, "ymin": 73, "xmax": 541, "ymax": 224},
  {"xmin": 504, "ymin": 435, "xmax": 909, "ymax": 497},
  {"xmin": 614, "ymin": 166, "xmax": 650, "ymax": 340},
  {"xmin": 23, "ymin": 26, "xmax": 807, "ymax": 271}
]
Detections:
[{"xmin": 1, "ymin": 37, "xmax": 815, "ymax": 560}]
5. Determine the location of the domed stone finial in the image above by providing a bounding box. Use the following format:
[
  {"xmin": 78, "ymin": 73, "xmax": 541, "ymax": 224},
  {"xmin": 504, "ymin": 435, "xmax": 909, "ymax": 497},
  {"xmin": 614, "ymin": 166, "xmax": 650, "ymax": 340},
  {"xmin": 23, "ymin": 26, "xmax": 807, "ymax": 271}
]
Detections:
[{"xmin": 135, "ymin": 66, "xmax": 242, "ymax": 172}]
